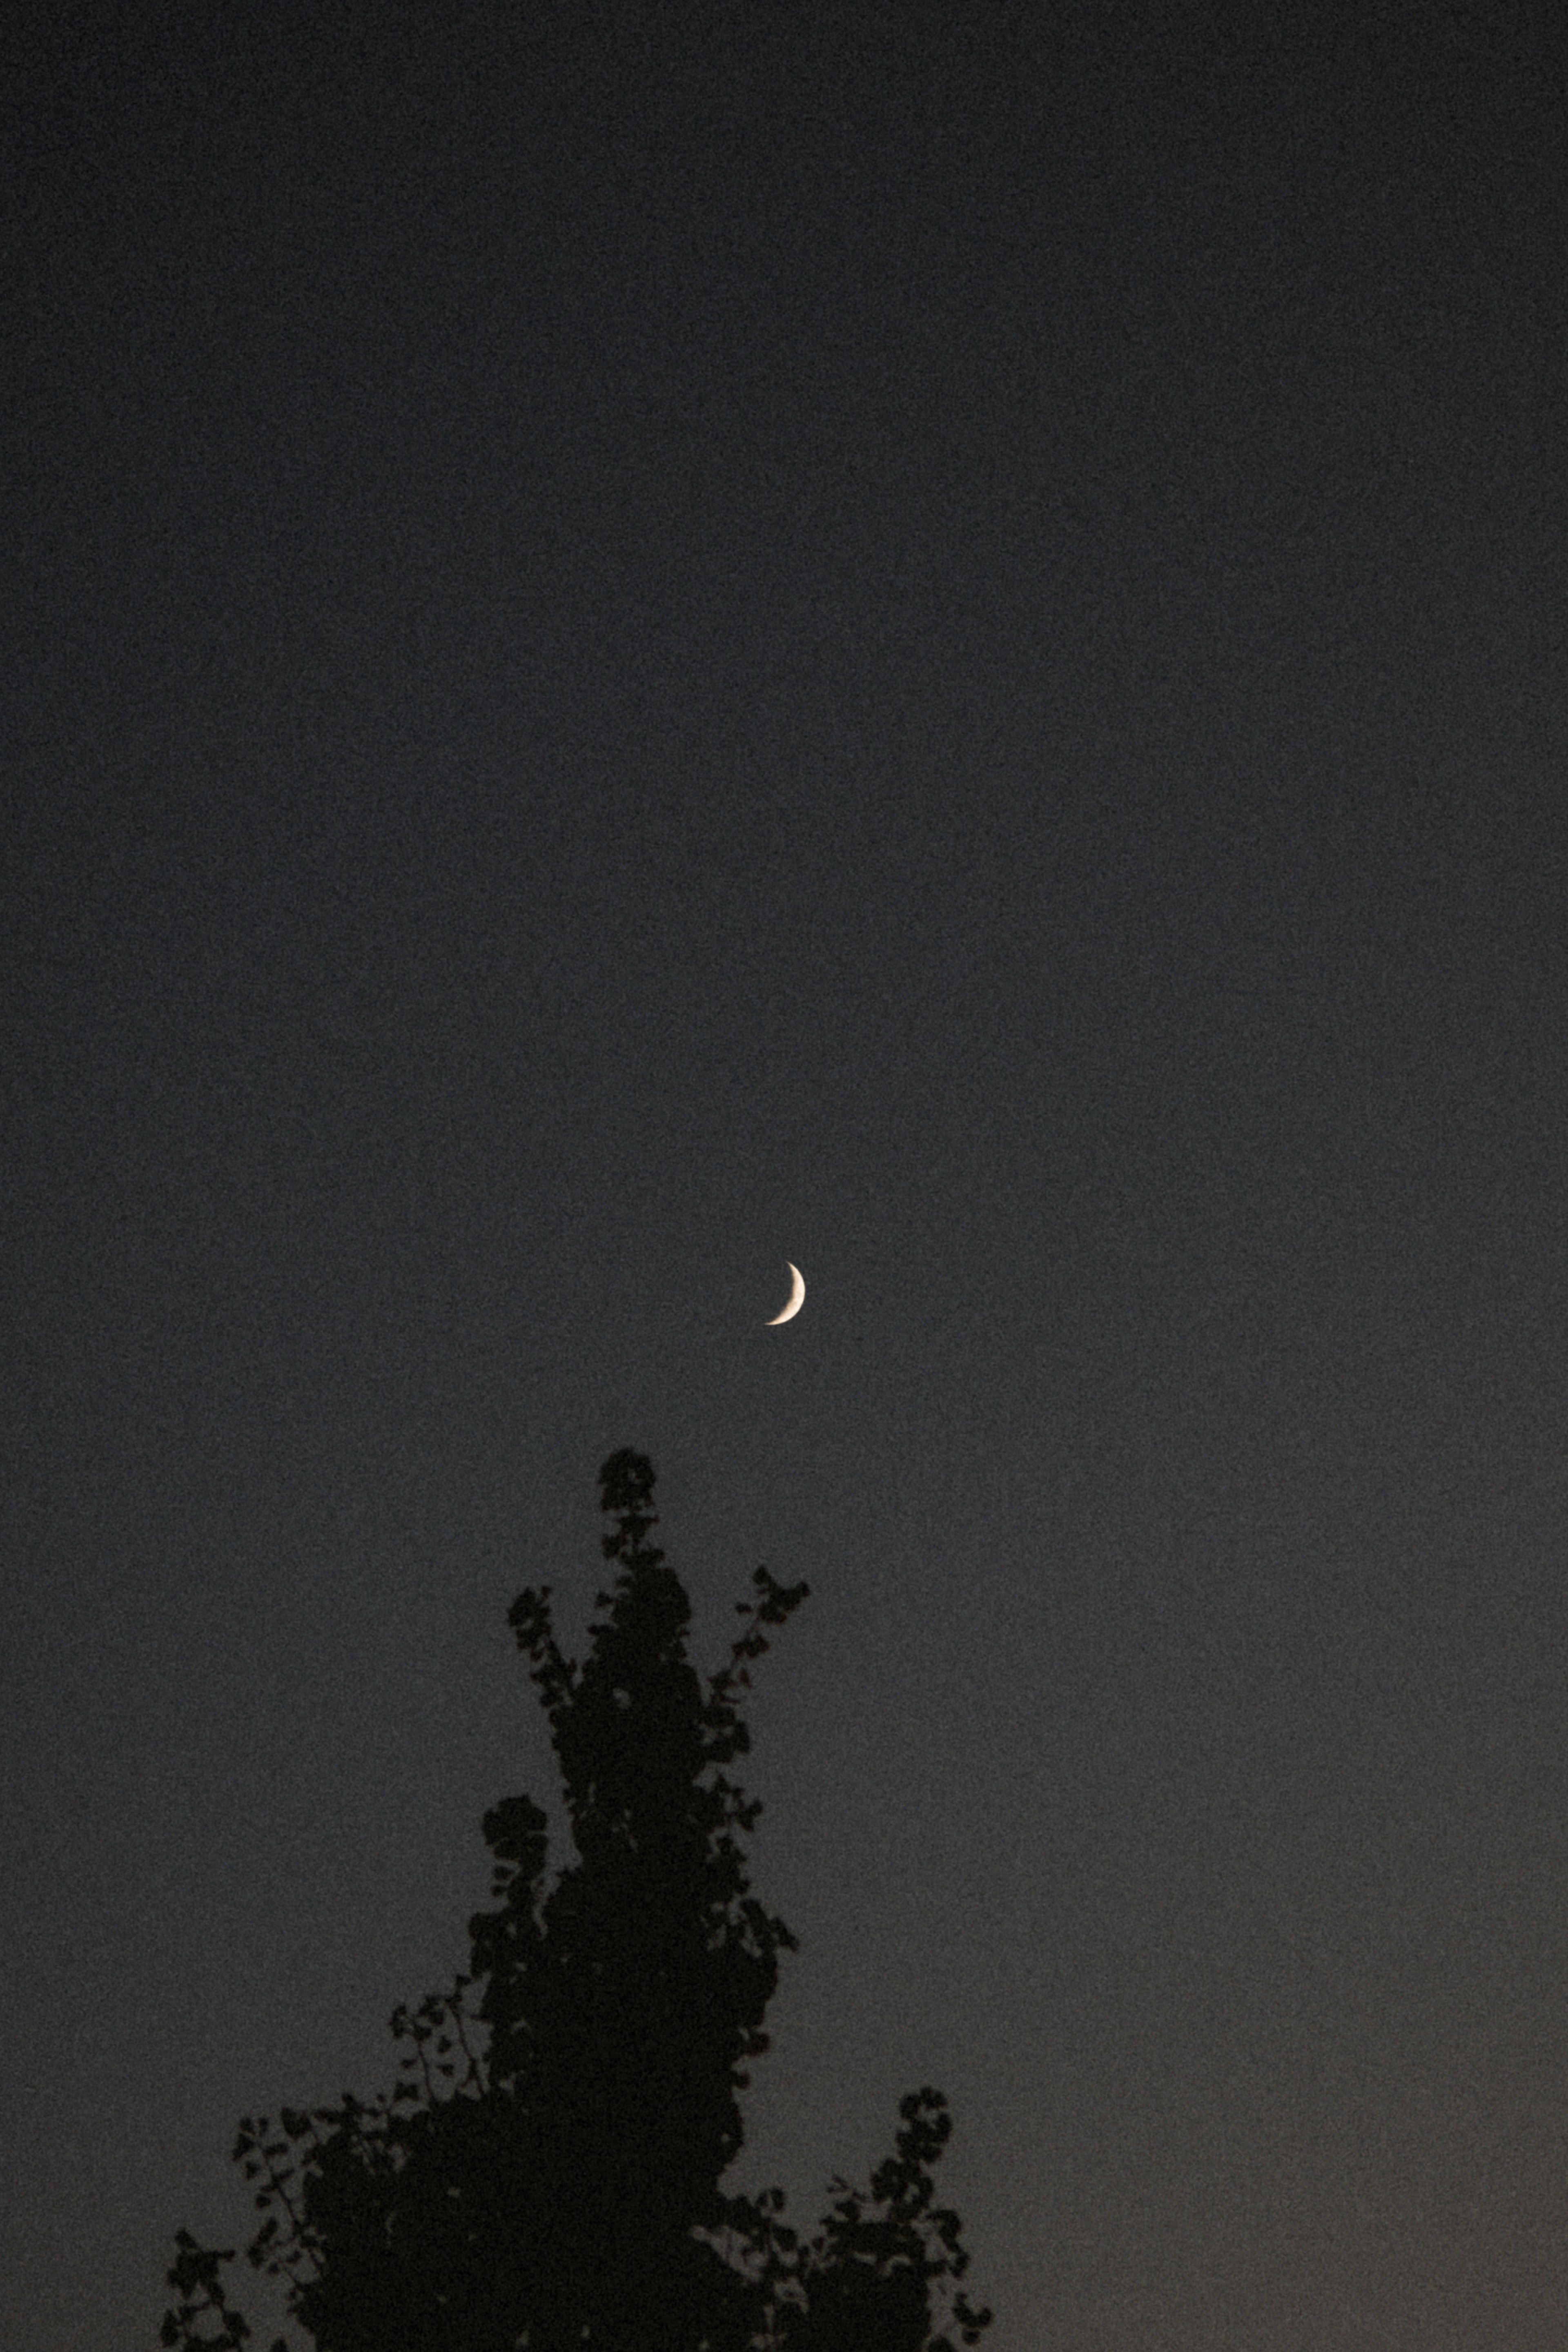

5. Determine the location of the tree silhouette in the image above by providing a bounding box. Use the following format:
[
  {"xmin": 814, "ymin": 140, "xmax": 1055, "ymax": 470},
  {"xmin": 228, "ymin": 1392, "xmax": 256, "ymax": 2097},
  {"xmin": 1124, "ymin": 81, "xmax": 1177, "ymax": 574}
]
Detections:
[{"xmin": 160, "ymin": 1450, "xmax": 995, "ymax": 2352}]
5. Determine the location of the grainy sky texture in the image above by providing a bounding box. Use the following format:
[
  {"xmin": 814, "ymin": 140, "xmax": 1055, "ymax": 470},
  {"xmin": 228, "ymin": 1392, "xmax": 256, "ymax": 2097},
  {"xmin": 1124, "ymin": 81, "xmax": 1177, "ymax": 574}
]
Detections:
[{"xmin": 6, "ymin": 4, "xmax": 1568, "ymax": 2346}]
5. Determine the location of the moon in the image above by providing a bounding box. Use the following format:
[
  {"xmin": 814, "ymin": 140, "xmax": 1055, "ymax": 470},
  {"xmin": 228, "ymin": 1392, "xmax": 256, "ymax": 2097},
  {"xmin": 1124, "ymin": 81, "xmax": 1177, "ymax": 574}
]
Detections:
[{"xmin": 766, "ymin": 1263, "xmax": 806, "ymax": 1325}]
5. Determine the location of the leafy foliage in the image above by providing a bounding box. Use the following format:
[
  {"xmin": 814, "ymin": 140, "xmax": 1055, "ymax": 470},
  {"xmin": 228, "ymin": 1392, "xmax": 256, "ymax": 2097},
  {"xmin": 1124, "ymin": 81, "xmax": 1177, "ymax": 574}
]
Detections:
[{"xmin": 159, "ymin": 1450, "xmax": 995, "ymax": 2352}]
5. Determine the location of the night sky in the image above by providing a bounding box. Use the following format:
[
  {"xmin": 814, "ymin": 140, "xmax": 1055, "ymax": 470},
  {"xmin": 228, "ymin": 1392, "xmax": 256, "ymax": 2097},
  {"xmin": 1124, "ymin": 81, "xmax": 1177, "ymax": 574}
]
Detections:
[{"xmin": 7, "ymin": 4, "xmax": 1568, "ymax": 2346}]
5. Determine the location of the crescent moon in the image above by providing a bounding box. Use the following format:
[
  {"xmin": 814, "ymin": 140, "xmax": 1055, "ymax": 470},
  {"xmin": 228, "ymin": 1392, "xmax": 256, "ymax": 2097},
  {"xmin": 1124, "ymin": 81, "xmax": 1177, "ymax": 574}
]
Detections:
[{"xmin": 766, "ymin": 1263, "xmax": 806, "ymax": 1325}]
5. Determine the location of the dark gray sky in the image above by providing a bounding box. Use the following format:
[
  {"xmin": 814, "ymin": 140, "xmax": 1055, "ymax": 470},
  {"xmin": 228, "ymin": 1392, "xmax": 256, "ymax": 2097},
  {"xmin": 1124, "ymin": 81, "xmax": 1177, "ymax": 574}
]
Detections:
[{"xmin": 7, "ymin": 4, "xmax": 1568, "ymax": 2346}]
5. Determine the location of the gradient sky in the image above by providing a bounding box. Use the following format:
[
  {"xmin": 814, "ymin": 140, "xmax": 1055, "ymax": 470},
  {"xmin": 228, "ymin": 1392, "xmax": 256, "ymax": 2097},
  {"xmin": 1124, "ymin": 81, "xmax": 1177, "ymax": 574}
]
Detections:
[{"xmin": 7, "ymin": 4, "xmax": 1568, "ymax": 2347}]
